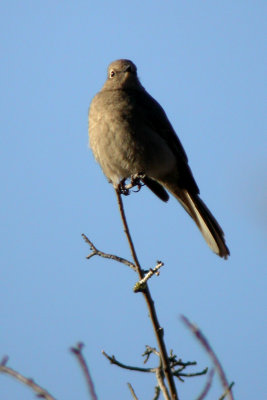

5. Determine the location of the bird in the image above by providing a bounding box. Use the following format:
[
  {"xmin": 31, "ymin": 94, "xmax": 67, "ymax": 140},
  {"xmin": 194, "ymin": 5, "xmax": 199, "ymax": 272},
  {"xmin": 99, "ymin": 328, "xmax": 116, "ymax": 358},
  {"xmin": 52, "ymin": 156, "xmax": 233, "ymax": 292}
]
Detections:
[{"xmin": 88, "ymin": 59, "xmax": 230, "ymax": 259}]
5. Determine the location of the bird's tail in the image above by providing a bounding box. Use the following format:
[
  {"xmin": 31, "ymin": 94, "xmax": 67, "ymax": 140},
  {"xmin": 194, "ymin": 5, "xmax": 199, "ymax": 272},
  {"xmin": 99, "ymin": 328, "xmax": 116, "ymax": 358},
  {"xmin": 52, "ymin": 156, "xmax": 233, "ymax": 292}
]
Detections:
[{"xmin": 165, "ymin": 184, "xmax": 230, "ymax": 259}]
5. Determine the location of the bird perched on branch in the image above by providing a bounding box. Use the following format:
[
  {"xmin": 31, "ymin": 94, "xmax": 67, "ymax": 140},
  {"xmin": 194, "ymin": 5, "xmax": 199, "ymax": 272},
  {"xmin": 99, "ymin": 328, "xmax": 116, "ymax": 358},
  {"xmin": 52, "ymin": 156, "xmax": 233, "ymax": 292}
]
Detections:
[{"xmin": 89, "ymin": 59, "xmax": 230, "ymax": 259}]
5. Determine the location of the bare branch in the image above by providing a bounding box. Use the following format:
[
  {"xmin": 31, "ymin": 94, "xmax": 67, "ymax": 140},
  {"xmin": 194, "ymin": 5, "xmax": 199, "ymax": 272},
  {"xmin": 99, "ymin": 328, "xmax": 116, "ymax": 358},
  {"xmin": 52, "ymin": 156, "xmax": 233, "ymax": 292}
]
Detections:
[
  {"xmin": 0, "ymin": 361, "xmax": 56, "ymax": 400},
  {"xmin": 71, "ymin": 342, "xmax": 98, "ymax": 400},
  {"xmin": 181, "ymin": 316, "xmax": 234, "ymax": 400},
  {"xmin": 82, "ymin": 234, "xmax": 136, "ymax": 270}
]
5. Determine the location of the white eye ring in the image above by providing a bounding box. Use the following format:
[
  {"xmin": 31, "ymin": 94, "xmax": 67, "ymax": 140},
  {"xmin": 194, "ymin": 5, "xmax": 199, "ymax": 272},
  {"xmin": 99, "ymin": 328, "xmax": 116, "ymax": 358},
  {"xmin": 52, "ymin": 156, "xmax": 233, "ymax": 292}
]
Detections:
[{"xmin": 109, "ymin": 69, "xmax": 115, "ymax": 78}]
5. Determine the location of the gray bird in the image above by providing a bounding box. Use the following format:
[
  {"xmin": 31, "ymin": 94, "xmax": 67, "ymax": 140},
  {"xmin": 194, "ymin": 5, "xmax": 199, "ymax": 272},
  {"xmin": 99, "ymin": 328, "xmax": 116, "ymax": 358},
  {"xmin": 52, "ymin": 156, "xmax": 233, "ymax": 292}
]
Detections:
[{"xmin": 89, "ymin": 59, "xmax": 230, "ymax": 259}]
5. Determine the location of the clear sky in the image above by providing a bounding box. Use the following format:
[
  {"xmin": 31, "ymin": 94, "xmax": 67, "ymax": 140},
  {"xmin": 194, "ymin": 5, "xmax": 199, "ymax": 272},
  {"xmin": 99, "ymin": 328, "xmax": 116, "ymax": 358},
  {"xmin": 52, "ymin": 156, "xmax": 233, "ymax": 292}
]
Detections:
[{"xmin": 1, "ymin": 1, "xmax": 266, "ymax": 399}]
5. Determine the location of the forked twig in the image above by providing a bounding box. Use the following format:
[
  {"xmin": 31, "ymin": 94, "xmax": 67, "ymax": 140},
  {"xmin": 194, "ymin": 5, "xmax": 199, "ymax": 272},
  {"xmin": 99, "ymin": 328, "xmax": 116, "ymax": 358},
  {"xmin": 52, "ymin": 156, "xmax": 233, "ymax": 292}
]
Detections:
[
  {"xmin": 82, "ymin": 234, "xmax": 136, "ymax": 271},
  {"xmin": 103, "ymin": 350, "xmax": 170, "ymax": 400}
]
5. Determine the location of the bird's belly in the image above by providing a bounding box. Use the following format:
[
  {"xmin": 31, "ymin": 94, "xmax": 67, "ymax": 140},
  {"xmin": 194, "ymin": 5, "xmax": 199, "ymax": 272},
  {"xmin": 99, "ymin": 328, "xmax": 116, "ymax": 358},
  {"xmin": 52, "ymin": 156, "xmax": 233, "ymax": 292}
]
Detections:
[{"xmin": 90, "ymin": 117, "xmax": 176, "ymax": 184}]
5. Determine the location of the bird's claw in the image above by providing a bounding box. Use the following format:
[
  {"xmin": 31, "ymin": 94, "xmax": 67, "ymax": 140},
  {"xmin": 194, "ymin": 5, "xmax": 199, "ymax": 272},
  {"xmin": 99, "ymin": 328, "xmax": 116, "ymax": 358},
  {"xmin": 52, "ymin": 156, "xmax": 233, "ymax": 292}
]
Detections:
[{"xmin": 131, "ymin": 173, "xmax": 145, "ymax": 193}]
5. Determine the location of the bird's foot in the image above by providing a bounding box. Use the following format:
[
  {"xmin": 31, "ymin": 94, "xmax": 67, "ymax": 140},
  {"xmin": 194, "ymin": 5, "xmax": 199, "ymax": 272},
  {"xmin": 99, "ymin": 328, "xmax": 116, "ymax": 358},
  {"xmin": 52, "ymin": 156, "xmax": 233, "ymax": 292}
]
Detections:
[{"xmin": 118, "ymin": 173, "xmax": 145, "ymax": 196}]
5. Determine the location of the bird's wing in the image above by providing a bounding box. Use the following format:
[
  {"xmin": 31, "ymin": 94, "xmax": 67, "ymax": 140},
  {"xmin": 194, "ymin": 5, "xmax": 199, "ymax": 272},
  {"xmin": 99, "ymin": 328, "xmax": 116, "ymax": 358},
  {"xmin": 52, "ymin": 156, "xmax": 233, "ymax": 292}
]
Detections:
[{"xmin": 134, "ymin": 89, "xmax": 200, "ymax": 194}]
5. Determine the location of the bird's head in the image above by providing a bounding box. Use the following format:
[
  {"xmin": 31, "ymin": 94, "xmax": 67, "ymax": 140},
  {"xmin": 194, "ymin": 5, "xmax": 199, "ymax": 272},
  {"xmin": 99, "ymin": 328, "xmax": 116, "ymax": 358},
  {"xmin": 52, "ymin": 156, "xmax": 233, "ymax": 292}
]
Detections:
[{"xmin": 103, "ymin": 59, "xmax": 142, "ymax": 90}]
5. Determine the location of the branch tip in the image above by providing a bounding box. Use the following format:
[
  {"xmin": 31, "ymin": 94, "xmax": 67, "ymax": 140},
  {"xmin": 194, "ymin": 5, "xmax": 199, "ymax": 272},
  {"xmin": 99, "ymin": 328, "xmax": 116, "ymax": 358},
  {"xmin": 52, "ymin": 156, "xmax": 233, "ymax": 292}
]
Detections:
[
  {"xmin": 133, "ymin": 262, "xmax": 164, "ymax": 292},
  {"xmin": 71, "ymin": 342, "xmax": 97, "ymax": 400},
  {"xmin": 1, "ymin": 356, "xmax": 9, "ymax": 366}
]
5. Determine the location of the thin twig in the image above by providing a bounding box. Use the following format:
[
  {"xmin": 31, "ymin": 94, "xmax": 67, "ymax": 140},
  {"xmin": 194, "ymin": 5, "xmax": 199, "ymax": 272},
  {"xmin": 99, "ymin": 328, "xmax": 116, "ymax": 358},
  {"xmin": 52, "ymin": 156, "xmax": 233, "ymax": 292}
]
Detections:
[
  {"xmin": 174, "ymin": 367, "xmax": 208, "ymax": 381},
  {"xmin": 115, "ymin": 189, "xmax": 178, "ymax": 400},
  {"xmin": 219, "ymin": 382, "xmax": 235, "ymax": 400},
  {"xmin": 71, "ymin": 342, "xmax": 98, "ymax": 400},
  {"xmin": 127, "ymin": 382, "xmax": 139, "ymax": 400},
  {"xmin": 142, "ymin": 345, "xmax": 160, "ymax": 363},
  {"xmin": 115, "ymin": 189, "xmax": 144, "ymax": 279},
  {"xmin": 82, "ymin": 234, "xmax": 136, "ymax": 271},
  {"xmin": 181, "ymin": 316, "xmax": 234, "ymax": 400},
  {"xmin": 196, "ymin": 369, "xmax": 215, "ymax": 400},
  {"xmin": 153, "ymin": 386, "xmax": 161, "ymax": 400},
  {"xmin": 102, "ymin": 351, "xmax": 156, "ymax": 373},
  {"xmin": 171, "ymin": 360, "xmax": 197, "ymax": 368},
  {"xmin": 0, "ymin": 362, "xmax": 56, "ymax": 400}
]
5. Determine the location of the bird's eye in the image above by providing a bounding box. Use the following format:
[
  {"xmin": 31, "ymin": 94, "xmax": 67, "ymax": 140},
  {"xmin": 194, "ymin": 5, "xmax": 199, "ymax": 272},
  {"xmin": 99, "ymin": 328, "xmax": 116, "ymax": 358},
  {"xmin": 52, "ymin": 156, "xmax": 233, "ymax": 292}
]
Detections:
[{"xmin": 109, "ymin": 70, "xmax": 115, "ymax": 78}]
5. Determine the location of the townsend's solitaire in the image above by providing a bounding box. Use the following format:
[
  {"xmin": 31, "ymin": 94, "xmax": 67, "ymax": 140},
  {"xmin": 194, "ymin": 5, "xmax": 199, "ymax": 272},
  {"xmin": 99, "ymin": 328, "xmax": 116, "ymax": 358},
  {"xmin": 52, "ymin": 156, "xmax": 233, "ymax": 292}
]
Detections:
[{"xmin": 89, "ymin": 59, "xmax": 229, "ymax": 258}]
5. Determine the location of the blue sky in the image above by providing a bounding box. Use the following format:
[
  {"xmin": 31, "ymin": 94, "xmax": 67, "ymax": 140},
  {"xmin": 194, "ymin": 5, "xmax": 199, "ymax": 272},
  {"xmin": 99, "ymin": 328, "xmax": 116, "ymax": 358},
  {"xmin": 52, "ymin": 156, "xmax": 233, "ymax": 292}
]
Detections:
[{"xmin": 1, "ymin": 1, "xmax": 266, "ymax": 399}]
